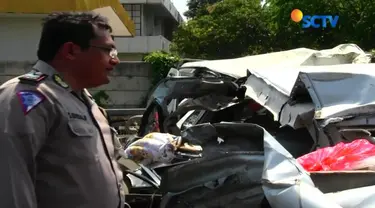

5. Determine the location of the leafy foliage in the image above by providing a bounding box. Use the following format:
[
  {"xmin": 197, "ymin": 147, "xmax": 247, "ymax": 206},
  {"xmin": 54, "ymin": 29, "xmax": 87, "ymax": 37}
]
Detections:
[
  {"xmin": 143, "ymin": 51, "xmax": 181, "ymax": 86},
  {"xmin": 172, "ymin": 0, "xmax": 271, "ymax": 59},
  {"xmin": 184, "ymin": 0, "xmax": 223, "ymax": 19},
  {"xmin": 174, "ymin": 0, "xmax": 375, "ymax": 59},
  {"xmin": 92, "ymin": 90, "xmax": 109, "ymax": 108}
]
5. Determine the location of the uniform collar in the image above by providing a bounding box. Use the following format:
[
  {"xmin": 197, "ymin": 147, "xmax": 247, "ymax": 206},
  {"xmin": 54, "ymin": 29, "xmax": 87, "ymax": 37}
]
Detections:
[{"xmin": 33, "ymin": 60, "xmax": 57, "ymax": 76}]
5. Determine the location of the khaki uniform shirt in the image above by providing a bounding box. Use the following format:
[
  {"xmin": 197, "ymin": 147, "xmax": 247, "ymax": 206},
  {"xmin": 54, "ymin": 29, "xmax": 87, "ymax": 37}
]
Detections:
[{"xmin": 0, "ymin": 60, "xmax": 125, "ymax": 208}]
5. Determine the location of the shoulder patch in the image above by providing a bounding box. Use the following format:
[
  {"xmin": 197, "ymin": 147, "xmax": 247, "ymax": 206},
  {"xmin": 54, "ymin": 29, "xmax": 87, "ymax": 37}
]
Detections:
[
  {"xmin": 16, "ymin": 90, "xmax": 46, "ymax": 115},
  {"xmin": 53, "ymin": 74, "xmax": 69, "ymax": 89},
  {"xmin": 19, "ymin": 71, "xmax": 47, "ymax": 85}
]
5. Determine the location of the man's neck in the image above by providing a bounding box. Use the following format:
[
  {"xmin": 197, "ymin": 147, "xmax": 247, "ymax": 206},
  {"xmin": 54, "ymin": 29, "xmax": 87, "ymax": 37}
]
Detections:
[{"xmin": 49, "ymin": 61, "xmax": 83, "ymax": 91}]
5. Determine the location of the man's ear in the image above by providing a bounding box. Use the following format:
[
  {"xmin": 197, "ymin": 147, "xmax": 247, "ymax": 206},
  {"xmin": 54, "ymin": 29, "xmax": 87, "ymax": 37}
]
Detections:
[{"xmin": 60, "ymin": 42, "xmax": 80, "ymax": 60}]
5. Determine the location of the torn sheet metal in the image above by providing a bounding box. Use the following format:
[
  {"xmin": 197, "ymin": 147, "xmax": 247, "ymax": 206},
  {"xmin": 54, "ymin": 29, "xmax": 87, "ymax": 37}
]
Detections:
[
  {"xmin": 278, "ymin": 103, "xmax": 315, "ymax": 129},
  {"xmin": 244, "ymin": 72, "xmax": 291, "ymax": 122},
  {"xmin": 243, "ymin": 69, "xmax": 316, "ymax": 129}
]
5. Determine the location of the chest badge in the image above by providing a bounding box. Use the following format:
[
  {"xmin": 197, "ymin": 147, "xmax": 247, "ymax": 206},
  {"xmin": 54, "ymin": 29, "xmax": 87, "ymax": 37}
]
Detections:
[{"xmin": 53, "ymin": 74, "xmax": 69, "ymax": 89}]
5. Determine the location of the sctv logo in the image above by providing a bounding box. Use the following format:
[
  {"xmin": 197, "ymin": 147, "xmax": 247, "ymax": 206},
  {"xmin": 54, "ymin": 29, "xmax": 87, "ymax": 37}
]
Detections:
[{"xmin": 291, "ymin": 9, "xmax": 339, "ymax": 28}]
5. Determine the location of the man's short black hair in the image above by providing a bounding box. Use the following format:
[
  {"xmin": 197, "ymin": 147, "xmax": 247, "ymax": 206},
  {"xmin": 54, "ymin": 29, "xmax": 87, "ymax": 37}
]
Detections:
[{"xmin": 37, "ymin": 11, "xmax": 112, "ymax": 62}]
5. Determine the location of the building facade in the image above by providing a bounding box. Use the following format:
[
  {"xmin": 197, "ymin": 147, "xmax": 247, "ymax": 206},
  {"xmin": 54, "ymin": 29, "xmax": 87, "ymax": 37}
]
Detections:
[
  {"xmin": 0, "ymin": 0, "xmax": 184, "ymax": 107},
  {"xmin": 116, "ymin": 0, "xmax": 184, "ymax": 61},
  {"xmin": 0, "ymin": 0, "xmax": 135, "ymax": 62}
]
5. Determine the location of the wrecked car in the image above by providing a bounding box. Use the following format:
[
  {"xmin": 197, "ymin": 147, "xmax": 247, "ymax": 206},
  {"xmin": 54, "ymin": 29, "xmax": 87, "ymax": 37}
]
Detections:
[
  {"xmin": 121, "ymin": 44, "xmax": 375, "ymax": 207},
  {"xmin": 173, "ymin": 43, "xmax": 372, "ymax": 133},
  {"xmin": 134, "ymin": 44, "xmax": 371, "ymax": 151},
  {"xmin": 136, "ymin": 43, "xmax": 370, "ymax": 136}
]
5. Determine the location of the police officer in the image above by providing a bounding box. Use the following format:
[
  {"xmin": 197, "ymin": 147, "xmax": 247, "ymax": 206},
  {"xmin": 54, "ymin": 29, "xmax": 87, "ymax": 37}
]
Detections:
[{"xmin": 0, "ymin": 12, "xmax": 126, "ymax": 208}]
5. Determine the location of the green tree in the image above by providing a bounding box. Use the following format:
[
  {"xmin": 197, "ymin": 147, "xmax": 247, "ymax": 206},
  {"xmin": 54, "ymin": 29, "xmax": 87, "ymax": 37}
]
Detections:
[
  {"xmin": 184, "ymin": 0, "xmax": 222, "ymax": 19},
  {"xmin": 174, "ymin": 0, "xmax": 375, "ymax": 59},
  {"xmin": 143, "ymin": 51, "xmax": 180, "ymax": 86},
  {"xmin": 172, "ymin": 0, "xmax": 272, "ymax": 59},
  {"xmin": 92, "ymin": 90, "xmax": 109, "ymax": 108}
]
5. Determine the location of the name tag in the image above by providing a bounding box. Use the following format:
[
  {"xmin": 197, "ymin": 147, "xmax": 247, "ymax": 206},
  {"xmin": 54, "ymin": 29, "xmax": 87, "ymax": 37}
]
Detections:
[{"xmin": 68, "ymin": 112, "xmax": 87, "ymax": 121}]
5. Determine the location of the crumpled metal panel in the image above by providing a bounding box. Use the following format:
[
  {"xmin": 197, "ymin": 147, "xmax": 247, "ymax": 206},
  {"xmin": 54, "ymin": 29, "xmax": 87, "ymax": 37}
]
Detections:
[
  {"xmin": 245, "ymin": 64, "xmax": 375, "ymax": 124},
  {"xmin": 262, "ymin": 124, "xmax": 375, "ymax": 207},
  {"xmin": 261, "ymin": 128, "xmax": 342, "ymax": 207},
  {"xmin": 296, "ymin": 69, "xmax": 375, "ymax": 120}
]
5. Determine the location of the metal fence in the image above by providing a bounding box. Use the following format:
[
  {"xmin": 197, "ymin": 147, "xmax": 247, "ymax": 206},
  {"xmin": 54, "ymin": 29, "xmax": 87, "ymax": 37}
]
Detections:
[
  {"xmin": 106, "ymin": 108, "xmax": 146, "ymax": 117},
  {"xmin": 106, "ymin": 108, "xmax": 146, "ymax": 136}
]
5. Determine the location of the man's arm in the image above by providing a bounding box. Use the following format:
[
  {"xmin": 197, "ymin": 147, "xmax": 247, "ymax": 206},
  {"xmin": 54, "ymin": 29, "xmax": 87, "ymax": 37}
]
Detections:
[{"xmin": 0, "ymin": 87, "xmax": 53, "ymax": 208}]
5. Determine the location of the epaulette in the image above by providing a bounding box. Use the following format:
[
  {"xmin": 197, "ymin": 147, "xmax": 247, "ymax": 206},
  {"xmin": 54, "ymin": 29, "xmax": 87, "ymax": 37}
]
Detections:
[{"xmin": 18, "ymin": 70, "xmax": 48, "ymax": 85}]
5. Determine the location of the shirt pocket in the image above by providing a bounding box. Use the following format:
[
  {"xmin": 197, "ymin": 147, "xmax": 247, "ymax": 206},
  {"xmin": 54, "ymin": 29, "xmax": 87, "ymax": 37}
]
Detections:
[
  {"xmin": 68, "ymin": 119, "xmax": 96, "ymax": 137},
  {"xmin": 66, "ymin": 119, "xmax": 99, "ymax": 163}
]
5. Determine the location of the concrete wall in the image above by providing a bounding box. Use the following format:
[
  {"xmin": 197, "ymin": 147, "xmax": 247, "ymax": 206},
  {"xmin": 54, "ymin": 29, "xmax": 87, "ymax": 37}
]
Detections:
[
  {"xmin": 117, "ymin": 53, "xmax": 145, "ymax": 61},
  {"xmin": 115, "ymin": 36, "xmax": 171, "ymax": 54},
  {"xmin": 0, "ymin": 61, "xmax": 152, "ymax": 108},
  {"xmin": 90, "ymin": 62, "xmax": 152, "ymax": 108},
  {"xmin": 0, "ymin": 14, "xmax": 44, "ymax": 62}
]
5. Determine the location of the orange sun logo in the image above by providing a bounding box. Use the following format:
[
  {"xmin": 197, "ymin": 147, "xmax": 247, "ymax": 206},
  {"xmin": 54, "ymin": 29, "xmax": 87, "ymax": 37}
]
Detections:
[{"xmin": 291, "ymin": 9, "xmax": 303, "ymax": 22}]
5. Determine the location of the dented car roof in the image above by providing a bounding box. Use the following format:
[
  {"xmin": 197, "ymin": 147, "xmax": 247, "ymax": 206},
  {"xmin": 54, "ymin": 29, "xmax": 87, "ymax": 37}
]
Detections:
[{"xmin": 181, "ymin": 43, "xmax": 370, "ymax": 78}]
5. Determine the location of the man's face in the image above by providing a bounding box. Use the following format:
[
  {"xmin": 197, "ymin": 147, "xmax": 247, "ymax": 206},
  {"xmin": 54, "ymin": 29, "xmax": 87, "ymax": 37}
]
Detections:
[{"xmin": 73, "ymin": 29, "xmax": 119, "ymax": 88}]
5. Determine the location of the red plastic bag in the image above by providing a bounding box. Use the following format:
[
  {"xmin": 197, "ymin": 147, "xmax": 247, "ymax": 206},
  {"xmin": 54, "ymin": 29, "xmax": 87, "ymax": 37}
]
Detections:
[{"xmin": 297, "ymin": 139, "xmax": 375, "ymax": 171}]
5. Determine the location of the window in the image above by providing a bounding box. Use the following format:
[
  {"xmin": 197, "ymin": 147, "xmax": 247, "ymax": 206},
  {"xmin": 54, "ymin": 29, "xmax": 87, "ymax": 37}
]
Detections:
[{"xmin": 123, "ymin": 4, "xmax": 142, "ymax": 36}]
